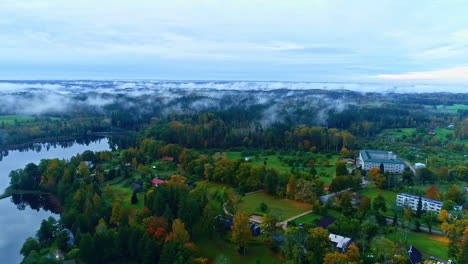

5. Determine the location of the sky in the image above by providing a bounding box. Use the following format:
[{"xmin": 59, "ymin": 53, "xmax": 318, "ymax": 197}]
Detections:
[{"xmin": 1, "ymin": 0, "xmax": 468, "ymax": 84}]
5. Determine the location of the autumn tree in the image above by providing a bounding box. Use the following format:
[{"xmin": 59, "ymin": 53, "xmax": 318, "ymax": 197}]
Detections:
[
  {"xmin": 231, "ymin": 212, "xmax": 252, "ymax": 255},
  {"xmin": 446, "ymin": 184, "xmax": 464, "ymax": 205},
  {"xmin": 261, "ymin": 213, "xmax": 279, "ymax": 238},
  {"xmin": 359, "ymin": 196, "xmax": 371, "ymax": 214},
  {"xmin": 109, "ymin": 202, "xmax": 122, "ymax": 225},
  {"xmin": 307, "ymin": 227, "xmax": 332, "ymax": 263},
  {"xmin": 425, "ymin": 185, "xmax": 441, "ymax": 201},
  {"xmin": 167, "ymin": 218, "xmax": 190, "ymax": 244}
]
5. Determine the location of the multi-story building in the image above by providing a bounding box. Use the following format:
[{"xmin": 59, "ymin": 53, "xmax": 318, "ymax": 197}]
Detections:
[
  {"xmin": 396, "ymin": 193, "xmax": 463, "ymax": 212},
  {"xmin": 359, "ymin": 150, "xmax": 405, "ymax": 174}
]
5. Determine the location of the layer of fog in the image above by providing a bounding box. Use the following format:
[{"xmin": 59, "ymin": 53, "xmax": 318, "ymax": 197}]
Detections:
[{"xmin": 0, "ymin": 80, "xmax": 465, "ymax": 126}]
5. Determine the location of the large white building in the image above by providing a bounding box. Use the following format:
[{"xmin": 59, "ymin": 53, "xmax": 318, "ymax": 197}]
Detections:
[
  {"xmin": 396, "ymin": 193, "xmax": 463, "ymax": 212},
  {"xmin": 359, "ymin": 150, "xmax": 405, "ymax": 174}
]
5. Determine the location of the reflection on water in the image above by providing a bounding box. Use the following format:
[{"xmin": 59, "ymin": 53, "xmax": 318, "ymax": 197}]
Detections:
[
  {"xmin": 11, "ymin": 193, "xmax": 63, "ymax": 214},
  {"xmin": 0, "ymin": 136, "xmax": 118, "ymax": 162}
]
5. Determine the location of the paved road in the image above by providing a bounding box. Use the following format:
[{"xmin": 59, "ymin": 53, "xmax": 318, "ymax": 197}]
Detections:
[{"xmin": 385, "ymin": 217, "xmax": 445, "ymax": 235}]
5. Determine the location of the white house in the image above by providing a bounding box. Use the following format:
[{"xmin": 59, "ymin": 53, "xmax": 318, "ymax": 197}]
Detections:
[
  {"xmin": 396, "ymin": 193, "xmax": 463, "ymax": 212},
  {"xmin": 359, "ymin": 150, "xmax": 405, "ymax": 174},
  {"xmin": 414, "ymin": 163, "xmax": 426, "ymax": 169},
  {"xmin": 329, "ymin": 233, "xmax": 352, "ymax": 252}
]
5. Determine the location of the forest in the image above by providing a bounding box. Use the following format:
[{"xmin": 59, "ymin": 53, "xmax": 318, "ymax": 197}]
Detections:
[{"xmin": 1, "ymin": 87, "xmax": 467, "ymax": 264}]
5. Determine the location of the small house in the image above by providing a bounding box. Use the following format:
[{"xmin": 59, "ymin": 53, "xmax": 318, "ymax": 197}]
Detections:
[
  {"xmin": 151, "ymin": 178, "xmax": 168, "ymax": 187},
  {"xmin": 131, "ymin": 181, "xmax": 143, "ymax": 192},
  {"xmin": 163, "ymin": 156, "xmax": 174, "ymax": 162},
  {"xmin": 250, "ymin": 221, "xmax": 261, "ymax": 236},
  {"xmin": 408, "ymin": 245, "xmax": 422, "ymax": 264},
  {"xmin": 329, "ymin": 233, "xmax": 352, "ymax": 252},
  {"xmin": 428, "ymin": 131, "xmax": 436, "ymax": 135},
  {"xmin": 414, "ymin": 163, "xmax": 426, "ymax": 169}
]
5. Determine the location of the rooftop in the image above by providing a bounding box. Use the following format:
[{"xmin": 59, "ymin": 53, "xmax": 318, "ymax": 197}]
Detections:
[
  {"xmin": 329, "ymin": 233, "xmax": 351, "ymax": 249},
  {"xmin": 360, "ymin": 150, "xmax": 405, "ymax": 164},
  {"xmin": 397, "ymin": 193, "xmax": 443, "ymax": 205}
]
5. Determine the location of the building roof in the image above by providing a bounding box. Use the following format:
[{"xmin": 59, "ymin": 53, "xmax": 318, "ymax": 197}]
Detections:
[
  {"xmin": 360, "ymin": 150, "xmax": 405, "ymax": 164},
  {"xmin": 329, "ymin": 233, "xmax": 351, "ymax": 249},
  {"xmin": 408, "ymin": 245, "xmax": 422, "ymax": 264},
  {"xmin": 315, "ymin": 216, "xmax": 336, "ymax": 229},
  {"xmin": 163, "ymin": 156, "xmax": 174, "ymax": 162},
  {"xmin": 151, "ymin": 178, "xmax": 168, "ymax": 186}
]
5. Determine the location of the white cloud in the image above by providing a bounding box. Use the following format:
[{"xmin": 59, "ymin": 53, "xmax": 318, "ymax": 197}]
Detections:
[{"xmin": 376, "ymin": 66, "xmax": 468, "ymax": 83}]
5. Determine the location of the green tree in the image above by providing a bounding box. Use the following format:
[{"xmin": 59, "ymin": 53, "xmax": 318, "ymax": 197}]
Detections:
[
  {"xmin": 261, "ymin": 213, "xmax": 279, "ymax": 238},
  {"xmin": 20, "ymin": 237, "xmax": 40, "ymax": 256},
  {"xmin": 421, "ymin": 211, "xmax": 438, "ymax": 233},
  {"xmin": 307, "ymin": 227, "xmax": 331, "ymax": 264},
  {"xmin": 36, "ymin": 217, "xmax": 58, "ymax": 245},
  {"xmin": 335, "ymin": 161, "xmax": 348, "ymax": 176},
  {"xmin": 446, "ymin": 184, "xmax": 464, "ymax": 205},
  {"xmin": 231, "ymin": 212, "xmax": 252, "ymax": 255},
  {"xmin": 56, "ymin": 230, "xmax": 70, "ymax": 251},
  {"xmin": 359, "ymin": 196, "xmax": 371, "ymax": 214},
  {"xmin": 373, "ymin": 195, "xmax": 387, "ymax": 212},
  {"xmin": 416, "ymin": 196, "xmax": 423, "ymax": 218}
]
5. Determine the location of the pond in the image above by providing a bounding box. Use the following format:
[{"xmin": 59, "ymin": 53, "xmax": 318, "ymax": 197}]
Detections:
[{"xmin": 0, "ymin": 138, "xmax": 111, "ymax": 264}]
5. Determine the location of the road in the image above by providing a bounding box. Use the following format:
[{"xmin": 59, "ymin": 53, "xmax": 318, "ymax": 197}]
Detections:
[{"xmin": 385, "ymin": 217, "xmax": 445, "ymax": 235}]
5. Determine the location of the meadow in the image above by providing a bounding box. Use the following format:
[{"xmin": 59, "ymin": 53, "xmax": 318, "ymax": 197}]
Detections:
[{"xmin": 238, "ymin": 192, "xmax": 313, "ymax": 221}]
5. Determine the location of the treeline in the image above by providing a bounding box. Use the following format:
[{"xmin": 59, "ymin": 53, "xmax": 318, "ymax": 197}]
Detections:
[
  {"xmin": 142, "ymin": 116, "xmax": 356, "ymax": 151},
  {"xmin": 0, "ymin": 117, "xmax": 111, "ymax": 149}
]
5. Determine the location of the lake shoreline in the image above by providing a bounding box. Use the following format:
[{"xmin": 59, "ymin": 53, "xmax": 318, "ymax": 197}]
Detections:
[{"xmin": 0, "ymin": 131, "xmax": 127, "ymax": 152}]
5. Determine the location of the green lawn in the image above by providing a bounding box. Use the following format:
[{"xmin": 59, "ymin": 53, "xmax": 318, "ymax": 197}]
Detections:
[
  {"xmin": 291, "ymin": 209, "xmax": 342, "ymax": 226},
  {"xmin": 358, "ymin": 185, "xmax": 397, "ymax": 211},
  {"xmin": 225, "ymin": 152, "xmax": 292, "ymax": 174},
  {"xmin": 386, "ymin": 231, "xmax": 449, "ymax": 260},
  {"xmin": 424, "ymin": 104, "xmax": 468, "ymax": 110},
  {"xmin": 238, "ymin": 192, "xmax": 312, "ymax": 221},
  {"xmin": 225, "ymin": 152, "xmax": 339, "ymax": 185},
  {"xmin": 0, "ymin": 115, "xmax": 35, "ymax": 125},
  {"xmin": 196, "ymin": 234, "xmax": 283, "ymax": 264},
  {"xmin": 378, "ymin": 128, "xmax": 416, "ymax": 138}
]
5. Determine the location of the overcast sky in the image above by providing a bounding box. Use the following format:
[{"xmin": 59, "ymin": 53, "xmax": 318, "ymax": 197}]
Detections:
[{"xmin": 1, "ymin": 0, "xmax": 468, "ymax": 83}]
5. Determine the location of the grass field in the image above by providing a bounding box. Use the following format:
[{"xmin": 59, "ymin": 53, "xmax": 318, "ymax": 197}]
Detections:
[
  {"xmin": 225, "ymin": 152, "xmax": 339, "ymax": 185},
  {"xmin": 0, "ymin": 115, "xmax": 35, "ymax": 125},
  {"xmin": 358, "ymin": 185, "xmax": 397, "ymax": 211},
  {"xmin": 102, "ymin": 180, "xmax": 145, "ymax": 209},
  {"xmin": 386, "ymin": 231, "xmax": 449, "ymax": 260},
  {"xmin": 196, "ymin": 234, "xmax": 283, "ymax": 264},
  {"xmin": 225, "ymin": 152, "xmax": 291, "ymax": 174},
  {"xmin": 290, "ymin": 209, "xmax": 341, "ymax": 226},
  {"xmin": 424, "ymin": 104, "xmax": 468, "ymax": 111},
  {"xmin": 238, "ymin": 192, "xmax": 312, "ymax": 221}
]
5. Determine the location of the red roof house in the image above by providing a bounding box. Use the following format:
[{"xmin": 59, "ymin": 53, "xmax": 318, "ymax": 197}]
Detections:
[
  {"xmin": 428, "ymin": 131, "xmax": 436, "ymax": 135},
  {"xmin": 163, "ymin": 156, "xmax": 174, "ymax": 162},
  {"xmin": 151, "ymin": 178, "xmax": 168, "ymax": 186},
  {"xmin": 324, "ymin": 185, "xmax": 331, "ymax": 191}
]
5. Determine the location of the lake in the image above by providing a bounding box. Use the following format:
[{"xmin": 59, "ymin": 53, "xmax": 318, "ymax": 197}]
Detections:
[{"xmin": 0, "ymin": 138, "xmax": 111, "ymax": 264}]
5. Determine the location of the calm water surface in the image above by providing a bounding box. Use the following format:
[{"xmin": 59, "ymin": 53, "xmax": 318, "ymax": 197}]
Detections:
[{"xmin": 0, "ymin": 138, "xmax": 110, "ymax": 264}]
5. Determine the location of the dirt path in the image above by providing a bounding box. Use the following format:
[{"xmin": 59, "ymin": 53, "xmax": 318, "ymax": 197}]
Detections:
[{"xmin": 278, "ymin": 210, "xmax": 313, "ymax": 230}]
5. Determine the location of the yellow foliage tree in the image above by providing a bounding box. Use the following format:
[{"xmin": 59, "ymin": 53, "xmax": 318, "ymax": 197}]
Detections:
[{"xmin": 231, "ymin": 212, "xmax": 252, "ymax": 255}]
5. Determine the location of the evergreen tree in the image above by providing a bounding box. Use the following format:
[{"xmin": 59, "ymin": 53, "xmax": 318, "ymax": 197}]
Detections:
[{"xmin": 416, "ymin": 196, "xmax": 423, "ymax": 218}]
